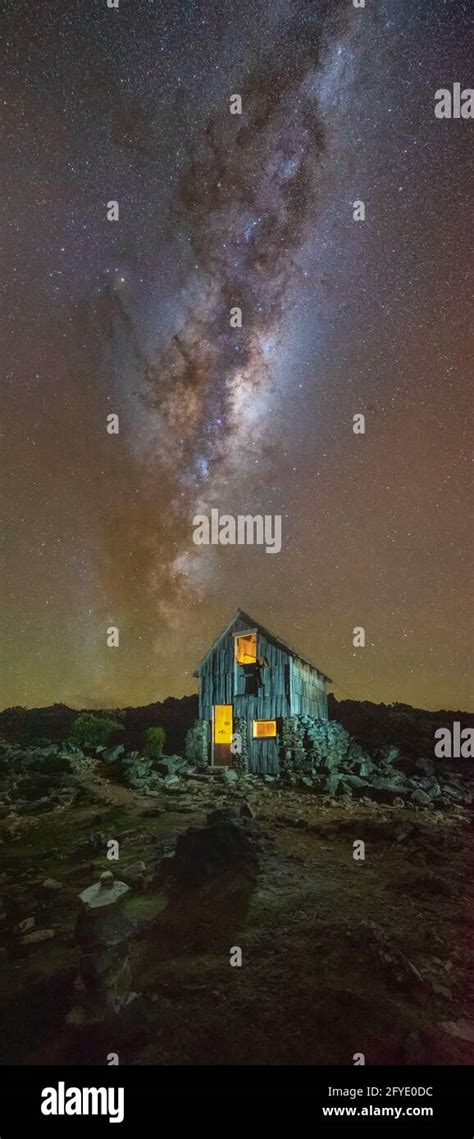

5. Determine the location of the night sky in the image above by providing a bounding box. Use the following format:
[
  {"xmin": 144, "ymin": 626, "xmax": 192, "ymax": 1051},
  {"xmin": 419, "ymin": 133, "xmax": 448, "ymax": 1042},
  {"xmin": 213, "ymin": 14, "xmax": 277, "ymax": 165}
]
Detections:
[{"xmin": 2, "ymin": 0, "xmax": 473, "ymax": 712}]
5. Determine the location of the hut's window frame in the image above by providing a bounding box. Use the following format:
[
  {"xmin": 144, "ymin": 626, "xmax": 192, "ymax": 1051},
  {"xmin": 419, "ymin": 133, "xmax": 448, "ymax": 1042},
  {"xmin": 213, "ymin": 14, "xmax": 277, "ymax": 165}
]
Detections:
[
  {"xmin": 253, "ymin": 719, "xmax": 277, "ymax": 738},
  {"xmin": 234, "ymin": 631, "xmax": 257, "ymax": 665}
]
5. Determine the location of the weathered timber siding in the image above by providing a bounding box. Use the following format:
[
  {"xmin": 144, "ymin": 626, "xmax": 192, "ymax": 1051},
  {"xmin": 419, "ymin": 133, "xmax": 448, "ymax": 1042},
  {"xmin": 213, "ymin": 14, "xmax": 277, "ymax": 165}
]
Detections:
[{"xmin": 289, "ymin": 657, "xmax": 328, "ymax": 718}]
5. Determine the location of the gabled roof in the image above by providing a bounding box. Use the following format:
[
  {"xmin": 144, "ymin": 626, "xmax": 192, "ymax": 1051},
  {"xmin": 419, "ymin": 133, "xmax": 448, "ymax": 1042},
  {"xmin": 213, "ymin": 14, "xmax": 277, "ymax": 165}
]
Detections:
[{"xmin": 193, "ymin": 608, "xmax": 333, "ymax": 682}]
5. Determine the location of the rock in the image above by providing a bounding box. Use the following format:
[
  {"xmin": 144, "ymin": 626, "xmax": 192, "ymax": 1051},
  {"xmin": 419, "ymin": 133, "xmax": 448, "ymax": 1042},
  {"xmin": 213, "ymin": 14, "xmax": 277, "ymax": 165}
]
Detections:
[
  {"xmin": 357, "ymin": 760, "xmax": 375, "ymax": 778},
  {"xmin": 167, "ymin": 815, "xmax": 259, "ymax": 888},
  {"xmin": 65, "ymin": 1005, "xmax": 105, "ymax": 1027},
  {"xmin": 443, "ymin": 784, "xmax": 469, "ymax": 804},
  {"xmin": 79, "ymin": 871, "xmax": 129, "ymax": 912},
  {"xmin": 25, "ymin": 797, "xmax": 52, "ymax": 814},
  {"xmin": 21, "ymin": 929, "xmax": 55, "ymax": 945},
  {"xmin": 277, "ymin": 815, "xmax": 308, "ymax": 829},
  {"xmin": 439, "ymin": 1019, "xmax": 474, "ymax": 1044},
  {"xmin": 378, "ymin": 746, "xmax": 401, "ymax": 764},
  {"xmin": 325, "ymin": 773, "xmax": 340, "ymax": 796},
  {"xmin": 156, "ymin": 756, "xmax": 187, "ymax": 777},
  {"xmin": 207, "ymin": 807, "xmax": 239, "ymax": 824},
  {"xmin": 417, "ymin": 778, "xmax": 442, "ymax": 798},
  {"xmin": 430, "ymin": 981, "xmax": 452, "ymax": 999},
  {"xmin": 410, "ymin": 788, "xmax": 432, "ymax": 807},
  {"xmin": 42, "ymin": 878, "xmax": 63, "ymax": 891},
  {"xmin": 122, "ymin": 861, "xmax": 146, "ymax": 886},
  {"xmin": 392, "ymin": 797, "xmax": 405, "ymax": 808},
  {"xmin": 222, "ymin": 768, "xmax": 239, "ymax": 784},
  {"xmin": 20, "ymin": 774, "xmax": 56, "ymax": 800},
  {"xmin": 373, "ymin": 775, "xmax": 406, "ymax": 794},
  {"xmin": 163, "ymin": 774, "xmax": 181, "ymax": 787},
  {"xmin": 17, "ymin": 916, "xmax": 35, "ymax": 934},
  {"xmin": 103, "ymin": 744, "xmax": 125, "ymax": 763},
  {"xmin": 340, "ymin": 773, "xmax": 367, "ymax": 789},
  {"xmin": 344, "ymin": 921, "xmax": 428, "ymax": 995},
  {"xmin": 240, "ymin": 801, "xmax": 256, "ymax": 819}
]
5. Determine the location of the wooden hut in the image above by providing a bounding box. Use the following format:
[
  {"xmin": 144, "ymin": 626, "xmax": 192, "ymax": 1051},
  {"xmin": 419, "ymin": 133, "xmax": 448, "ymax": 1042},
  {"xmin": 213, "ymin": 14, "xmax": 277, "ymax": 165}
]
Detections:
[{"xmin": 193, "ymin": 609, "xmax": 331, "ymax": 774}]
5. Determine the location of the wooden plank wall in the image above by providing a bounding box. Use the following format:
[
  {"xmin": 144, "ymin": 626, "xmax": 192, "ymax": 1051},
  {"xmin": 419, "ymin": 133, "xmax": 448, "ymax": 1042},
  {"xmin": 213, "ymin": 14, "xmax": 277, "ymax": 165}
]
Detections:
[{"xmin": 289, "ymin": 657, "xmax": 328, "ymax": 719}]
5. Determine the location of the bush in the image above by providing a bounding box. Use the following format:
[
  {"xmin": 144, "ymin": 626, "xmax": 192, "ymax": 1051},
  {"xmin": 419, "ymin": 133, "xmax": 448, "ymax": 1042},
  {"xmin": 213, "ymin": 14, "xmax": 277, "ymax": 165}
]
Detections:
[
  {"xmin": 69, "ymin": 712, "xmax": 123, "ymax": 750},
  {"xmin": 144, "ymin": 726, "xmax": 166, "ymax": 760}
]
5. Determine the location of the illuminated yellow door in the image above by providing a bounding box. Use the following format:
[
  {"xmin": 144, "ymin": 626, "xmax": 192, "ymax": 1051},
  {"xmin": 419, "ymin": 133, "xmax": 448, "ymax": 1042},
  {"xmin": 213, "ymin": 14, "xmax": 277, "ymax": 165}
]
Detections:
[{"xmin": 214, "ymin": 705, "xmax": 233, "ymax": 745}]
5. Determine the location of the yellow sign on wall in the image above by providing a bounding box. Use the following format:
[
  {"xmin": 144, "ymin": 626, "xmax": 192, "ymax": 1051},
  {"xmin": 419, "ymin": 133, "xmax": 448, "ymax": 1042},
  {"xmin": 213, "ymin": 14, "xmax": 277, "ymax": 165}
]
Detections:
[{"xmin": 214, "ymin": 705, "xmax": 233, "ymax": 744}]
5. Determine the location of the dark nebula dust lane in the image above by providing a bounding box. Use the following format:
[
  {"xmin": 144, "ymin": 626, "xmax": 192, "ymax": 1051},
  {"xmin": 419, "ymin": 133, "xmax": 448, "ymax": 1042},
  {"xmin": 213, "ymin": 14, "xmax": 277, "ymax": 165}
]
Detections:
[{"xmin": 1, "ymin": 0, "xmax": 472, "ymax": 711}]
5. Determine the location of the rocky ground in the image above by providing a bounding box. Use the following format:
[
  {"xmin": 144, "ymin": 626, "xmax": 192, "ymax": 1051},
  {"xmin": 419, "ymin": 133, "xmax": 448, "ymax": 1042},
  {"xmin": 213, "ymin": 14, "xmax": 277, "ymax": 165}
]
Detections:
[{"xmin": 0, "ymin": 739, "xmax": 473, "ymax": 1068}]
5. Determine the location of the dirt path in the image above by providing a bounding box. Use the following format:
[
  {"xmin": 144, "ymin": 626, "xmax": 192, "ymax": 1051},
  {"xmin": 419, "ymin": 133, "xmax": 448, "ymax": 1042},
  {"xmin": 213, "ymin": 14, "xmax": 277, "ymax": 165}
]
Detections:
[{"xmin": 1, "ymin": 773, "xmax": 473, "ymax": 1065}]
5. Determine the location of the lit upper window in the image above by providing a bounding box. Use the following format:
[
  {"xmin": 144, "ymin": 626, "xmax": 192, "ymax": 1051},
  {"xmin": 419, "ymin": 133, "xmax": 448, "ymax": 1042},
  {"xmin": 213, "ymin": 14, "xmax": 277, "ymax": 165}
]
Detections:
[{"xmin": 235, "ymin": 633, "xmax": 257, "ymax": 664}]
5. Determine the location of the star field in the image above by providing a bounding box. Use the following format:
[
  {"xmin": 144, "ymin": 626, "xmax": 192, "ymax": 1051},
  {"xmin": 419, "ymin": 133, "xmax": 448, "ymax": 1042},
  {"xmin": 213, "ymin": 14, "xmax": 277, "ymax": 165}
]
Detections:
[{"xmin": 1, "ymin": 0, "xmax": 473, "ymax": 711}]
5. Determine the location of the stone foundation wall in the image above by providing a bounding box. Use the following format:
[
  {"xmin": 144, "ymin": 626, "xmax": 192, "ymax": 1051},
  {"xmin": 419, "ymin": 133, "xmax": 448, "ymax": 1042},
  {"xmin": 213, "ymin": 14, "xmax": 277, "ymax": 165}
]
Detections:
[{"xmin": 185, "ymin": 719, "xmax": 209, "ymax": 767}]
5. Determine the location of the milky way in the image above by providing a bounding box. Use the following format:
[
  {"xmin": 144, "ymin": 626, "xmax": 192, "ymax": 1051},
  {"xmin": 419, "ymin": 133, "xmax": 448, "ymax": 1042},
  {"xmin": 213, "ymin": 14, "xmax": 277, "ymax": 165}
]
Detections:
[
  {"xmin": 2, "ymin": 0, "xmax": 473, "ymax": 711},
  {"xmin": 144, "ymin": 9, "xmax": 349, "ymax": 595}
]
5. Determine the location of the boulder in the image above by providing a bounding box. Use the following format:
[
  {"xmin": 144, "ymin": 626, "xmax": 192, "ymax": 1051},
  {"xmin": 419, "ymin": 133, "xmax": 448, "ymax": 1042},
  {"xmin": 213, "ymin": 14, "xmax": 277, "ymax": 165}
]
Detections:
[
  {"xmin": 439, "ymin": 1019, "xmax": 474, "ymax": 1044},
  {"xmin": 443, "ymin": 783, "xmax": 471, "ymax": 804},
  {"xmin": 103, "ymin": 744, "xmax": 125, "ymax": 763},
  {"xmin": 163, "ymin": 773, "xmax": 181, "ymax": 787},
  {"xmin": 340, "ymin": 773, "xmax": 368, "ymax": 789},
  {"xmin": 378, "ymin": 746, "xmax": 401, "ymax": 763},
  {"xmin": 122, "ymin": 861, "xmax": 146, "ymax": 886},
  {"xmin": 223, "ymin": 768, "xmax": 239, "ymax": 784},
  {"xmin": 78, "ymin": 871, "xmax": 129, "ymax": 913},
  {"xmin": 357, "ymin": 760, "xmax": 375, "ymax": 778},
  {"xmin": 21, "ymin": 929, "xmax": 55, "ymax": 945},
  {"xmin": 167, "ymin": 815, "xmax": 259, "ymax": 889},
  {"xmin": 156, "ymin": 756, "xmax": 187, "ymax": 777},
  {"xmin": 325, "ymin": 772, "xmax": 340, "ymax": 796},
  {"xmin": 417, "ymin": 779, "xmax": 442, "ymax": 798},
  {"xmin": 207, "ymin": 807, "xmax": 240, "ymax": 825},
  {"xmin": 20, "ymin": 774, "xmax": 56, "ymax": 801},
  {"xmin": 16, "ymin": 917, "xmax": 35, "ymax": 934},
  {"xmin": 410, "ymin": 788, "xmax": 432, "ymax": 807}
]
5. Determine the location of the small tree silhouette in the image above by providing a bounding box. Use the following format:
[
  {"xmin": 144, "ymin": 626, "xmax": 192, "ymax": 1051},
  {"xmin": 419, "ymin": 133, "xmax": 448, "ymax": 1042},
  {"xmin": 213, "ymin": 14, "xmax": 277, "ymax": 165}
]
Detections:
[
  {"xmin": 144, "ymin": 726, "xmax": 166, "ymax": 760},
  {"xmin": 69, "ymin": 712, "xmax": 123, "ymax": 750}
]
